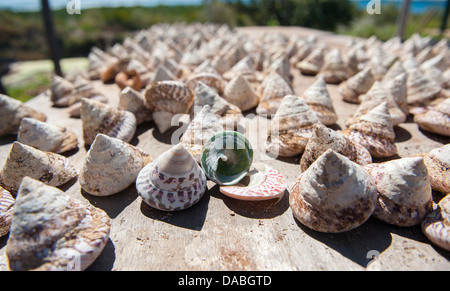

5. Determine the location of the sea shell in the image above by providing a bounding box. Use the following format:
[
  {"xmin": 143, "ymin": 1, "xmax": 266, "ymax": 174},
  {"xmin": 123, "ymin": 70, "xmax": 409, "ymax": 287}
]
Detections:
[
  {"xmin": 67, "ymin": 95, "xmax": 108, "ymax": 119},
  {"xmin": 17, "ymin": 118, "xmax": 78, "ymax": 154},
  {"xmin": 219, "ymin": 163, "xmax": 287, "ymax": 201},
  {"xmin": 296, "ymin": 45, "xmax": 327, "ymax": 76},
  {"xmin": 414, "ymin": 98, "xmax": 450, "ymax": 137},
  {"xmin": 382, "ymin": 72, "xmax": 409, "ymax": 115},
  {"xmin": 341, "ymin": 102, "xmax": 398, "ymax": 158},
  {"xmin": 300, "ymin": 124, "xmax": 372, "ymax": 172},
  {"xmin": 191, "ymin": 82, "xmax": 241, "ymax": 129},
  {"xmin": 0, "ymin": 142, "xmax": 77, "ymax": 194},
  {"xmin": 151, "ymin": 65, "xmax": 176, "ymax": 83},
  {"xmin": 317, "ymin": 49, "xmax": 350, "ymax": 84},
  {"xmin": 0, "ymin": 94, "xmax": 47, "ymax": 136},
  {"xmin": 301, "ymin": 77, "xmax": 337, "ymax": 125},
  {"xmin": 290, "ymin": 149, "xmax": 377, "ymax": 233},
  {"xmin": 346, "ymin": 81, "xmax": 406, "ymax": 126},
  {"xmin": 136, "ymin": 143, "xmax": 207, "ymax": 211},
  {"xmin": 201, "ymin": 131, "xmax": 253, "ymax": 186},
  {"xmin": 266, "ymin": 95, "xmax": 320, "ymax": 158},
  {"xmin": 421, "ymin": 194, "xmax": 450, "ymax": 251},
  {"xmin": 364, "ymin": 157, "xmax": 433, "ymax": 227},
  {"xmin": 114, "ymin": 69, "xmax": 142, "ymax": 91},
  {"xmin": 50, "ymin": 75, "xmax": 75, "ymax": 107},
  {"xmin": 144, "ymin": 80, "xmax": 194, "ymax": 134},
  {"xmin": 81, "ymin": 98, "xmax": 137, "ymax": 146},
  {"xmin": 338, "ymin": 67, "xmax": 375, "ymax": 104},
  {"xmin": 406, "ymin": 68, "xmax": 442, "ymax": 107},
  {"xmin": 223, "ymin": 55, "xmax": 257, "ymax": 82},
  {"xmin": 417, "ymin": 144, "xmax": 450, "ymax": 194},
  {"xmin": 266, "ymin": 55, "xmax": 293, "ymax": 85},
  {"xmin": 0, "ymin": 186, "xmax": 14, "ymax": 237},
  {"xmin": 255, "ymin": 71, "xmax": 295, "ymax": 116},
  {"xmin": 186, "ymin": 72, "xmax": 226, "ymax": 95},
  {"xmin": 223, "ymin": 74, "xmax": 260, "ymax": 112},
  {"xmin": 118, "ymin": 86, "xmax": 153, "ymax": 125},
  {"xmin": 181, "ymin": 105, "xmax": 224, "ymax": 163},
  {"xmin": 79, "ymin": 134, "xmax": 153, "ymax": 196},
  {"xmin": 6, "ymin": 177, "xmax": 110, "ymax": 271}
]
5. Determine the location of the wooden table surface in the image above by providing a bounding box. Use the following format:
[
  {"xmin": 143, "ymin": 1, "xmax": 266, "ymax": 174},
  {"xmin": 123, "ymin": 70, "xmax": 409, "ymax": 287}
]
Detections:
[{"xmin": 0, "ymin": 27, "xmax": 449, "ymax": 271}]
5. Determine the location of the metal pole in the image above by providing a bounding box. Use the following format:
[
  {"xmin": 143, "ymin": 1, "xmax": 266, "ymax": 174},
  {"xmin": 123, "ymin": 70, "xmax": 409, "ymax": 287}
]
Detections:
[
  {"xmin": 441, "ymin": 0, "xmax": 450, "ymax": 35},
  {"xmin": 397, "ymin": 0, "xmax": 412, "ymax": 40},
  {"xmin": 41, "ymin": 0, "xmax": 63, "ymax": 77}
]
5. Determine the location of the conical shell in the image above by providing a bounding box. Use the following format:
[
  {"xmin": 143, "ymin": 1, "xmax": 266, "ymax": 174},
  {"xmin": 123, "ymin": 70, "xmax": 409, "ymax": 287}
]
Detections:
[
  {"xmin": 422, "ymin": 194, "xmax": 450, "ymax": 251},
  {"xmin": 341, "ymin": 102, "xmax": 398, "ymax": 158},
  {"xmin": 50, "ymin": 75, "xmax": 75, "ymax": 107},
  {"xmin": 364, "ymin": 157, "xmax": 432, "ymax": 227},
  {"xmin": 0, "ymin": 186, "xmax": 14, "ymax": 237},
  {"xmin": 406, "ymin": 68, "xmax": 441, "ymax": 107},
  {"xmin": 144, "ymin": 80, "xmax": 194, "ymax": 133},
  {"xmin": 0, "ymin": 142, "xmax": 77, "ymax": 195},
  {"xmin": 219, "ymin": 163, "xmax": 287, "ymax": 201},
  {"xmin": 0, "ymin": 94, "xmax": 47, "ymax": 136},
  {"xmin": 6, "ymin": 177, "xmax": 110, "ymax": 271},
  {"xmin": 296, "ymin": 45, "xmax": 327, "ymax": 76},
  {"xmin": 266, "ymin": 55, "xmax": 293, "ymax": 85},
  {"xmin": 417, "ymin": 144, "xmax": 450, "ymax": 194},
  {"xmin": 318, "ymin": 49, "xmax": 350, "ymax": 84},
  {"xmin": 81, "ymin": 98, "xmax": 137, "ymax": 145},
  {"xmin": 136, "ymin": 143, "xmax": 207, "ymax": 211},
  {"xmin": 118, "ymin": 86, "xmax": 152, "ymax": 125},
  {"xmin": 414, "ymin": 98, "xmax": 450, "ymax": 137},
  {"xmin": 266, "ymin": 95, "xmax": 320, "ymax": 158},
  {"xmin": 338, "ymin": 67, "xmax": 375, "ymax": 104},
  {"xmin": 256, "ymin": 71, "xmax": 294, "ymax": 116},
  {"xmin": 80, "ymin": 134, "xmax": 153, "ymax": 196},
  {"xmin": 223, "ymin": 74, "xmax": 260, "ymax": 112},
  {"xmin": 181, "ymin": 105, "xmax": 224, "ymax": 163},
  {"xmin": 383, "ymin": 72, "xmax": 408, "ymax": 115},
  {"xmin": 17, "ymin": 118, "xmax": 78, "ymax": 154},
  {"xmin": 290, "ymin": 149, "xmax": 377, "ymax": 233},
  {"xmin": 346, "ymin": 81, "xmax": 406, "ymax": 126},
  {"xmin": 382, "ymin": 60, "xmax": 406, "ymax": 82},
  {"xmin": 186, "ymin": 72, "xmax": 226, "ymax": 95},
  {"xmin": 301, "ymin": 77, "xmax": 337, "ymax": 125},
  {"xmin": 201, "ymin": 131, "xmax": 253, "ymax": 186},
  {"xmin": 151, "ymin": 65, "xmax": 176, "ymax": 83},
  {"xmin": 192, "ymin": 82, "xmax": 241, "ymax": 129},
  {"xmin": 300, "ymin": 124, "xmax": 372, "ymax": 172},
  {"xmin": 223, "ymin": 55, "xmax": 257, "ymax": 82}
]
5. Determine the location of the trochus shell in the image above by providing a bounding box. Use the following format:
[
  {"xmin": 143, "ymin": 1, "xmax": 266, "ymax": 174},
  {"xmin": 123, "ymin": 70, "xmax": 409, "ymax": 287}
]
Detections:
[
  {"xmin": 0, "ymin": 186, "xmax": 14, "ymax": 237},
  {"xmin": 79, "ymin": 134, "xmax": 153, "ymax": 196},
  {"xmin": 414, "ymin": 98, "xmax": 450, "ymax": 137},
  {"xmin": 300, "ymin": 124, "xmax": 372, "ymax": 172},
  {"xmin": 364, "ymin": 157, "xmax": 433, "ymax": 227},
  {"xmin": 418, "ymin": 144, "xmax": 450, "ymax": 194},
  {"xmin": 256, "ymin": 71, "xmax": 294, "ymax": 116},
  {"xmin": 201, "ymin": 131, "xmax": 253, "ymax": 186},
  {"xmin": 17, "ymin": 118, "xmax": 78, "ymax": 154},
  {"xmin": 219, "ymin": 163, "xmax": 287, "ymax": 201},
  {"xmin": 290, "ymin": 149, "xmax": 377, "ymax": 233},
  {"xmin": 223, "ymin": 74, "xmax": 260, "ymax": 112},
  {"xmin": 0, "ymin": 142, "xmax": 77, "ymax": 194},
  {"xmin": 136, "ymin": 143, "xmax": 207, "ymax": 211},
  {"xmin": 338, "ymin": 67, "xmax": 375, "ymax": 104},
  {"xmin": 422, "ymin": 194, "xmax": 450, "ymax": 251},
  {"xmin": 81, "ymin": 98, "xmax": 137, "ymax": 146},
  {"xmin": 301, "ymin": 77, "xmax": 337, "ymax": 125},
  {"xmin": 6, "ymin": 177, "xmax": 110, "ymax": 271},
  {"xmin": 118, "ymin": 86, "xmax": 153, "ymax": 125},
  {"xmin": 0, "ymin": 94, "xmax": 47, "ymax": 137}
]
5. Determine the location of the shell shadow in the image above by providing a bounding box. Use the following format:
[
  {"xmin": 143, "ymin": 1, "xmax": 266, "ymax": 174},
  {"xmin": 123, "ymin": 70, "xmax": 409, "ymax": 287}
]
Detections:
[
  {"xmin": 0, "ymin": 134, "xmax": 16, "ymax": 146},
  {"xmin": 139, "ymin": 188, "xmax": 210, "ymax": 231},
  {"xmin": 0, "ymin": 232, "xmax": 9, "ymax": 249},
  {"xmin": 151, "ymin": 123, "xmax": 186, "ymax": 145},
  {"xmin": 80, "ymin": 184, "xmax": 139, "ymax": 219},
  {"xmin": 293, "ymin": 216, "xmax": 393, "ymax": 268},
  {"xmin": 129, "ymin": 121, "xmax": 154, "ymax": 146},
  {"xmin": 394, "ymin": 125, "xmax": 412, "ymax": 143},
  {"xmin": 209, "ymin": 184, "xmax": 290, "ymax": 219},
  {"xmin": 418, "ymin": 128, "xmax": 450, "ymax": 144},
  {"xmin": 86, "ymin": 238, "xmax": 116, "ymax": 271}
]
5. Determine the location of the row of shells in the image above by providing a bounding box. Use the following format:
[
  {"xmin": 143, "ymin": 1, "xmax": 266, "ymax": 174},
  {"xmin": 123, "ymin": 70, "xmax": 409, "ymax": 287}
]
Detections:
[{"xmin": 0, "ymin": 23, "xmax": 449, "ymax": 270}]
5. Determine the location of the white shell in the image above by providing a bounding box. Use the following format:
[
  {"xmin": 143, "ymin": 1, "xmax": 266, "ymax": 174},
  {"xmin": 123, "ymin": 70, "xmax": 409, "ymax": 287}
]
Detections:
[
  {"xmin": 6, "ymin": 177, "xmax": 110, "ymax": 271},
  {"xmin": 301, "ymin": 77, "xmax": 337, "ymax": 125},
  {"xmin": 0, "ymin": 186, "xmax": 14, "ymax": 237},
  {"xmin": 17, "ymin": 118, "xmax": 78, "ymax": 154},
  {"xmin": 118, "ymin": 86, "xmax": 152, "ymax": 125},
  {"xmin": 422, "ymin": 194, "xmax": 450, "ymax": 251},
  {"xmin": 136, "ymin": 143, "xmax": 207, "ymax": 211},
  {"xmin": 365, "ymin": 157, "xmax": 433, "ymax": 227},
  {"xmin": 338, "ymin": 67, "xmax": 375, "ymax": 104},
  {"xmin": 223, "ymin": 74, "xmax": 260, "ymax": 112},
  {"xmin": 79, "ymin": 134, "xmax": 153, "ymax": 196},
  {"xmin": 256, "ymin": 71, "xmax": 295, "ymax": 116},
  {"xmin": 419, "ymin": 144, "xmax": 450, "ymax": 194},
  {"xmin": 290, "ymin": 149, "xmax": 377, "ymax": 233},
  {"xmin": 0, "ymin": 142, "xmax": 77, "ymax": 194}
]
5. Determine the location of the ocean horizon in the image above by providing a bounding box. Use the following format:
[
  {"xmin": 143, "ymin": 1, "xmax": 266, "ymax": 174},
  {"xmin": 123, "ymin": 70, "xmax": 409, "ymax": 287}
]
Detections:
[{"xmin": 0, "ymin": 0, "xmax": 447, "ymax": 14}]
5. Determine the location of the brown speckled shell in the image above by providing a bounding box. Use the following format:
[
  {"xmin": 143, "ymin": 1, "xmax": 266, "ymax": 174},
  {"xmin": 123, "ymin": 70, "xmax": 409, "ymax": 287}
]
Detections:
[
  {"xmin": 0, "ymin": 142, "xmax": 77, "ymax": 195},
  {"xmin": 422, "ymin": 194, "xmax": 450, "ymax": 251},
  {"xmin": 290, "ymin": 149, "xmax": 377, "ymax": 233},
  {"xmin": 145, "ymin": 80, "xmax": 194, "ymax": 114},
  {"xmin": 414, "ymin": 98, "xmax": 450, "ymax": 137},
  {"xmin": 6, "ymin": 177, "xmax": 110, "ymax": 271},
  {"xmin": 416, "ymin": 144, "xmax": 450, "ymax": 194}
]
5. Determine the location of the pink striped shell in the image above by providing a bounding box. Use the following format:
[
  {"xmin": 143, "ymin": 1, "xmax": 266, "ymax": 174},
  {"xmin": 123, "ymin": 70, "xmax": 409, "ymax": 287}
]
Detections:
[
  {"xmin": 219, "ymin": 163, "xmax": 287, "ymax": 201},
  {"xmin": 422, "ymin": 195, "xmax": 450, "ymax": 251}
]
